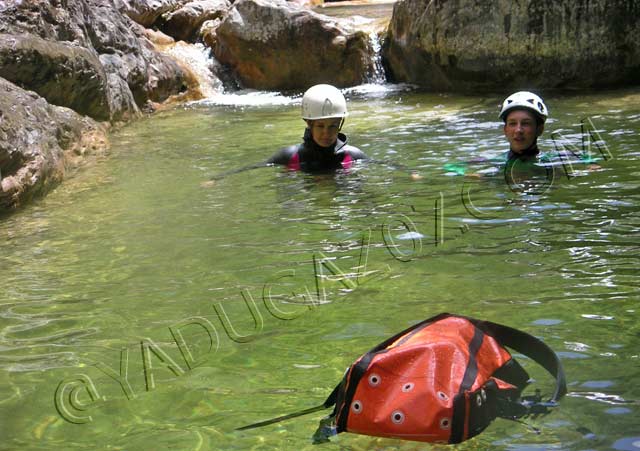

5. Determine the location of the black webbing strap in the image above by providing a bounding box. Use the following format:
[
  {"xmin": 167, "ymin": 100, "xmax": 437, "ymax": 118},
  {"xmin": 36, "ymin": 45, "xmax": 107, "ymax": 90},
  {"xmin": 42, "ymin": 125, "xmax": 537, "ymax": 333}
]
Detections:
[
  {"xmin": 450, "ymin": 325, "xmax": 486, "ymax": 443},
  {"xmin": 236, "ymin": 384, "xmax": 340, "ymax": 431},
  {"xmin": 465, "ymin": 316, "xmax": 567, "ymax": 402},
  {"xmin": 334, "ymin": 353, "xmax": 374, "ymax": 433}
]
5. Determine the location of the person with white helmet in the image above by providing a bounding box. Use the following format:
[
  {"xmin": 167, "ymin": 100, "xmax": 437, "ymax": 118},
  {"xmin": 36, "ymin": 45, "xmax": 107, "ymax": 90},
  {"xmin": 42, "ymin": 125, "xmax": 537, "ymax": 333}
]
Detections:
[
  {"xmin": 202, "ymin": 84, "xmax": 367, "ymax": 185},
  {"xmin": 266, "ymin": 84, "xmax": 367, "ymax": 172},
  {"xmin": 443, "ymin": 91, "xmax": 600, "ymax": 182},
  {"xmin": 443, "ymin": 91, "xmax": 550, "ymax": 179},
  {"xmin": 499, "ymin": 91, "xmax": 548, "ymax": 160}
]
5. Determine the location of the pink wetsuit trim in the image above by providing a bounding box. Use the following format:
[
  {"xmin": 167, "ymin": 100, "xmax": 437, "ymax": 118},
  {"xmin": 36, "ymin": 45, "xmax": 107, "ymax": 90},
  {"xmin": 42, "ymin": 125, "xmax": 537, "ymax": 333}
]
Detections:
[
  {"xmin": 341, "ymin": 153, "xmax": 353, "ymax": 169},
  {"xmin": 287, "ymin": 152, "xmax": 301, "ymax": 171}
]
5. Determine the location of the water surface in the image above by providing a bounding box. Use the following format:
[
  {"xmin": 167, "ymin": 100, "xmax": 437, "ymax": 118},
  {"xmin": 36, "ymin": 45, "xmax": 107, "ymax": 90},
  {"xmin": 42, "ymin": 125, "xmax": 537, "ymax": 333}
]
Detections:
[{"xmin": 1, "ymin": 85, "xmax": 639, "ymax": 450}]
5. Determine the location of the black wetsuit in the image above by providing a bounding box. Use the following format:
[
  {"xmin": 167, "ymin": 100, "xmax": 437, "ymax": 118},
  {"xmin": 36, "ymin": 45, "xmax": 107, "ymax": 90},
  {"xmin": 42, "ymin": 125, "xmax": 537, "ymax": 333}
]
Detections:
[
  {"xmin": 506, "ymin": 144, "xmax": 540, "ymax": 162},
  {"xmin": 266, "ymin": 129, "xmax": 367, "ymax": 173}
]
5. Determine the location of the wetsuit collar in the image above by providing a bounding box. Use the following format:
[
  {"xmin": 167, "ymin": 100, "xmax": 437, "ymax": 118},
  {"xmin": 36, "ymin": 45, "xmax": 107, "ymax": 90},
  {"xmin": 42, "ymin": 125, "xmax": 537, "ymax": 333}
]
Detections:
[{"xmin": 507, "ymin": 143, "xmax": 540, "ymax": 161}]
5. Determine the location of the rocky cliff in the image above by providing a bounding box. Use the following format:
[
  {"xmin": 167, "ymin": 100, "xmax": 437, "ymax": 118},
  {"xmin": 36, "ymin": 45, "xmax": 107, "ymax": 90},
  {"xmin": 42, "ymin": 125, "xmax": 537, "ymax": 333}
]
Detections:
[{"xmin": 383, "ymin": 0, "xmax": 640, "ymax": 91}]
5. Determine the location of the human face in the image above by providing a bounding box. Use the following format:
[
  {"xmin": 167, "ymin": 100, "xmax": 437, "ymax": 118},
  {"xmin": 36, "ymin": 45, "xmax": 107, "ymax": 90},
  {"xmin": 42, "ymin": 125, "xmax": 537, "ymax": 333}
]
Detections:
[
  {"xmin": 307, "ymin": 118, "xmax": 342, "ymax": 148},
  {"xmin": 503, "ymin": 110, "xmax": 544, "ymax": 154}
]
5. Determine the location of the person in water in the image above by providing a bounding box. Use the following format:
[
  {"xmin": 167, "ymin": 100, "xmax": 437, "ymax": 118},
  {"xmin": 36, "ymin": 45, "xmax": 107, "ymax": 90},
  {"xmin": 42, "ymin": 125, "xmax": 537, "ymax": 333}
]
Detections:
[
  {"xmin": 500, "ymin": 91, "xmax": 601, "ymax": 186},
  {"xmin": 446, "ymin": 91, "xmax": 599, "ymax": 184},
  {"xmin": 203, "ymin": 84, "xmax": 371, "ymax": 185},
  {"xmin": 499, "ymin": 90, "xmax": 548, "ymax": 161},
  {"xmin": 266, "ymin": 84, "xmax": 367, "ymax": 172},
  {"xmin": 498, "ymin": 91, "xmax": 555, "ymax": 188}
]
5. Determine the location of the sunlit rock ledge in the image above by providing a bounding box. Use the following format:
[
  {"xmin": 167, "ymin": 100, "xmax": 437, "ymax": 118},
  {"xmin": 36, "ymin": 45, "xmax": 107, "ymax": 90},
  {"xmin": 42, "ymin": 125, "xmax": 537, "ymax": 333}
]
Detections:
[
  {"xmin": 0, "ymin": 0, "xmax": 190, "ymax": 211},
  {"xmin": 0, "ymin": 78, "xmax": 109, "ymax": 211}
]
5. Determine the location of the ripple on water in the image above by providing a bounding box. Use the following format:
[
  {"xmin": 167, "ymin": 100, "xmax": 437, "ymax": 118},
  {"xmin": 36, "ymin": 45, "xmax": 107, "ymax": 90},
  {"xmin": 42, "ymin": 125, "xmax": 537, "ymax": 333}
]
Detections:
[
  {"xmin": 569, "ymin": 391, "xmax": 632, "ymax": 405},
  {"xmin": 531, "ymin": 318, "xmax": 564, "ymax": 326},
  {"xmin": 613, "ymin": 437, "xmax": 640, "ymax": 451},
  {"xmin": 580, "ymin": 380, "xmax": 615, "ymax": 389},
  {"xmin": 606, "ymin": 407, "xmax": 633, "ymax": 415}
]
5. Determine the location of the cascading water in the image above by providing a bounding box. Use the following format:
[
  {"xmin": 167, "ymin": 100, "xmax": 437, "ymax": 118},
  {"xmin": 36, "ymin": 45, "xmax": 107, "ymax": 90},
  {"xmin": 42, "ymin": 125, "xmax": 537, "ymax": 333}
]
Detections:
[
  {"xmin": 161, "ymin": 41, "xmax": 298, "ymax": 106},
  {"xmin": 159, "ymin": 4, "xmax": 392, "ymax": 105},
  {"xmin": 163, "ymin": 42, "xmax": 225, "ymax": 98},
  {"xmin": 367, "ymin": 31, "xmax": 386, "ymax": 85}
]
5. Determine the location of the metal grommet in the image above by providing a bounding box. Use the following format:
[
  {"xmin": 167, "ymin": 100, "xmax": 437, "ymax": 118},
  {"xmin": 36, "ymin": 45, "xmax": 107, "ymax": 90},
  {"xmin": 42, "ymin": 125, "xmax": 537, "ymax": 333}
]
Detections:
[
  {"xmin": 476, "ymin": 394, "xmax": 483, "ymax": 407},
  {"xmin": 437, "ymin": 391, "xmax": 449, "ymax": 401},
  {"xmin": 368, "ymin": 374, "xmax": 381, "ymax": 387},
  {"xmin": 351, "ymin": 400, "xmax": 363, "ymax": 414},
  {"xmin": 391, "ymin": 410, "xmax": 405, "ymax": 424},
  {"xmin": 481, "ymin": 389, "xmax": 487, "ymax": 401},
  {"xmin": 440, "ymin": 417, "xmax": 451, "ymax": 430},
  {"xmin": 402, "ymin": 382, "xmax": 414, "ymax": 392}
]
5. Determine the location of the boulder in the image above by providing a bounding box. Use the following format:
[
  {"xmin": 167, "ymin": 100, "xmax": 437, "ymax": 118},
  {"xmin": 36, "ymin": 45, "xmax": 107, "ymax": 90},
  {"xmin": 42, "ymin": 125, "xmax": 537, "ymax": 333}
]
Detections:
[
  {"xmin": 0, "ymin": 33, "xmax": 111, "ymax": 121},
  {"xmin": 0, "ymin": 77, "xmax": 108, "ymax": 211},
  {"xmin": 159, "ymin": 0, "xmax": 230, "ymax": 42},
  {"xmin": 200, "ymin": 18, "xmax": 224, "ymax": 48},
  {"xmin": 82, "ymin": 0, "xmax": 189, "ymax": 111},
  {"xmin": 383, "ymin": 0, "xmax": 640, "ymax": 91},
  {"xmin": 213, "ymin": 0, "xmax": 376, "ymax": 90}
]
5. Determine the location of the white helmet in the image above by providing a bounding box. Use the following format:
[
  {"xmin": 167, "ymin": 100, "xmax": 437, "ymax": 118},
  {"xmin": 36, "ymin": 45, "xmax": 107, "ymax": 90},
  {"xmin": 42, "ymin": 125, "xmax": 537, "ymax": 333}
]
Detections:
[
  {"xmin": 499, "ymin": 91, "xmax": 548, "ymax": 122},
  {"xmin": 301, "ymin": 84, "xmax": 348, "ymax": 120}
]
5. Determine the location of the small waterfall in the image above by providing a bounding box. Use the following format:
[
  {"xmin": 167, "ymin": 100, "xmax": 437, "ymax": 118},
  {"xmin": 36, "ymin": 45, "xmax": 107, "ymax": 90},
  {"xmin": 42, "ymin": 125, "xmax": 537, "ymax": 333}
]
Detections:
[
  {"xmin": 163, "ymin": 42, "xmax": 224, "ymax": 98},
  {"xmin": 367, "ymin": 31, "xmax": 386, "ymax": 84},
  {"xmin": 160, "ymin": 33, "xmax": 389, "ymax": 104},
  {"xmin": 161, "ymin": 41, "xmax": 297, "ymax": 106}
]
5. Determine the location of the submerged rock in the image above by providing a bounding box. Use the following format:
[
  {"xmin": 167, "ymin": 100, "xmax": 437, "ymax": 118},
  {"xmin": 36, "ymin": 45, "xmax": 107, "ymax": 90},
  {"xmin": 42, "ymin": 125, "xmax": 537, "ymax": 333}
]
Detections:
[
  {"xmin": 0, "ymin": 77, "xmax": 108, "ymax": 211},
  {"xmin": 383, "ymin": 0, "xmax": 640, "ymax": 91},
  {"xmin": 213, "ymin": 0, "xmax": 376, "ymax": 90}
]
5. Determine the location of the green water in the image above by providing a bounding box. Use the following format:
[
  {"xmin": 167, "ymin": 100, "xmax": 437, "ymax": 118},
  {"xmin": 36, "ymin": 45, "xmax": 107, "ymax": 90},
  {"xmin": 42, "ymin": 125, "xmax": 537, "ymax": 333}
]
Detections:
[{"xmin": 1, "ymin": 86, "xmax": 639, "ymax": 451}]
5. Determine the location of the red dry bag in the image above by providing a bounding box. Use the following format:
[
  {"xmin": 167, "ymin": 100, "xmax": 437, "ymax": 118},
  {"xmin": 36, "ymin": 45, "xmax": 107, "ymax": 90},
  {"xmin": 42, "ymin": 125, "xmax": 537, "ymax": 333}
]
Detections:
[{"xmin": 238, "ymin": 313, "xmax": 567, "ymax": 445}]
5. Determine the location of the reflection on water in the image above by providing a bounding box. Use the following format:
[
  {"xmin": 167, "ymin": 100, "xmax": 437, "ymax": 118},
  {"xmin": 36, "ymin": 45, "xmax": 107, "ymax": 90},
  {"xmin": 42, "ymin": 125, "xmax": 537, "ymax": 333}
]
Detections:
[{"xmin": 1, "ymin": 85, "xmax": 639, "ymax": 450}]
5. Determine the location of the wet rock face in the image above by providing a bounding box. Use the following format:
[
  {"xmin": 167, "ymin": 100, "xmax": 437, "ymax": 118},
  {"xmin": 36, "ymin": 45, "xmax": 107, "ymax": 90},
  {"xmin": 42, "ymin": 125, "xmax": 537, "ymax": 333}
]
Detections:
[
  {"xmin": 0, "ymin": 77, "xmax": 108, "ymax": 210},
  {"xmin": 213, "ymin": 0, "xmax": 375, "ymax": 90},
  {"xmin": 0, "ymin": 0, "xmax": 188, "ymax": 122},
  {"xmin": 0, "ymin": 33, "xmax": 110, "ymax": 121},
  {"xmin": 383, "ymin": 0, "xmax": 640, "ymax": 91}
]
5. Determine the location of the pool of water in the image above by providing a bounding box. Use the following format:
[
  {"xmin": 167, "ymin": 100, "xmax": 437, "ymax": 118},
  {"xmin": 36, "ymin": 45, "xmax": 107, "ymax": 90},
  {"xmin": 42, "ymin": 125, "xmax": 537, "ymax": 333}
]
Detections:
[{"xmin": 1, "ymin": 84, "xmax": 639, "ymax": 450}]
